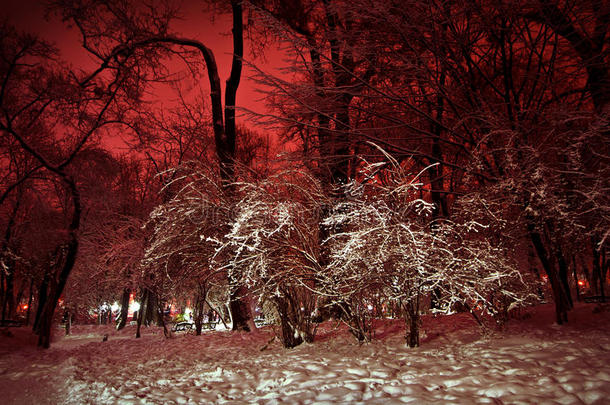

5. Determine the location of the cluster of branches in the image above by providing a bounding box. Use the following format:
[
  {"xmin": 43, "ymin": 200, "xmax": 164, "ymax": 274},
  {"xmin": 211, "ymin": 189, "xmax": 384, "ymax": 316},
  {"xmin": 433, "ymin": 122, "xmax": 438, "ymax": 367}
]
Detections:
[
  {"xmin": 142, "ymin": 158, "xmax": 536, "ymax": 348},
  {"xmin": 2, "ymin": 0, "xmax": 609, "ymax": 351},
  {"xmin": 0, "ymin": 17, "xmax": 148, "ymax": 346},
  {"xmin": 0, "ymin": 0, "xmax": 259, "ymax": 346},
  {"xmin": 321, "ymin": 159, "xmax": 536, "ymax": 346},
  {"xmin": 246, "ymin": 0, "xmax": 610, "ymax": 325}
]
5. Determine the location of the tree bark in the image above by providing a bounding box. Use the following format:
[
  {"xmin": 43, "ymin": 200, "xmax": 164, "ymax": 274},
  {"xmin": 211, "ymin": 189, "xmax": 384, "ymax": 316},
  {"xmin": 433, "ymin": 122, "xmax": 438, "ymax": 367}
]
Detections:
[
  {"xmin": 529, "ymin": 228, "xmax": 570, "ymax": 324},
  {"xmin": 404, "ymin": 294, "xmax": 421, "ymax": 348},
  {"xmin": 116, "ymin": 288, "xmax": 130, "ymax": 330},
  {"xmin": 25, "ymin": 277, "xmax": 33, "ymax": 325},
  {"xmin": 136, "ymin": 289, "xmax": 148, "ymax": 339},
  {"xmin": 221, "ymin": 1, "xmax": 251, "ymax": 332},
  {"xmin": 592, "ymin": 238, "xmax": 605, "ymax": 300},
  {"xmin": 555, "ymin": 246, "xmax": 573, "ymax": 309},
  {"xmin": 145, "ymin": 290, "xmax": 157, "ymax": 326},
  {"xmin": 33, "ymin": 273, "xmax": 49, "ymax": 334},
  {"xmin": 1, "ymin": 193, "xmax": 21, "ymax": 321},
  {"xmin": 2, "ymin": 267, "xmax": 14, "ymax": 321},
  {"xmin": 572, "ymin": 255, "xmax": 581, "ymax": 302},
  {"xmin": 157, "ymin": 301, "xmax": 171, "ymax": 338},
  {"xmin": 37, "ymin": 176, "xmax": 81, "ymax": 348},
  {"xmin": 229, "ymin": 286, "xmax": 251, "ymax": 332},
  {"xmin": 194, "ymin": 284, "xmax": 207, "ymax": 336},
  {"xmin": 275, "ymin": 296, "xmax": 303, "ymax": 348}
]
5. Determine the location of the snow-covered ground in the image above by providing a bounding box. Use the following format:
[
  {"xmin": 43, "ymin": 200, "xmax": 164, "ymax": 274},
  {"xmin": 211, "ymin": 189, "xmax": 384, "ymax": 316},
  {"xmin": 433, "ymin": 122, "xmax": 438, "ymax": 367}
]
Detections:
[{"xmin": 1, "ymin": 303, "xmax": 609, "ymax": 404}]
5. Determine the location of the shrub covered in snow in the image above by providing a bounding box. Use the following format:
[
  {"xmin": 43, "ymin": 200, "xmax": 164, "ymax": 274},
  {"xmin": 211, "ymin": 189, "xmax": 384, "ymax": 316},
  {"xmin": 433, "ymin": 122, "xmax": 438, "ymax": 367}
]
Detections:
[
  {"xmin": 321, "ymin": 160, "xmax": 537, "ymax": 346},
  {"xmin": 142, "ymin": 159, "xmax": 537, "ymax": 348},
  {"xmin": 223, "ymin": 170, "xmax": 325, "ymax": 348},
  {"xmin": 142, "ymin": 162, "xmax": 230, "ymax": 335}
]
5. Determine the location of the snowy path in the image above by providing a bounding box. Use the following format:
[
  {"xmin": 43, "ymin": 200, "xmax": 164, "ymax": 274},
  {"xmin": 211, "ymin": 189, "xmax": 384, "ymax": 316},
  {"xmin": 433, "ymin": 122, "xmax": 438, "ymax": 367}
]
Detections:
[{"xmin": 1, "ymin": 303, "xmax": 609, "ymax": 404}]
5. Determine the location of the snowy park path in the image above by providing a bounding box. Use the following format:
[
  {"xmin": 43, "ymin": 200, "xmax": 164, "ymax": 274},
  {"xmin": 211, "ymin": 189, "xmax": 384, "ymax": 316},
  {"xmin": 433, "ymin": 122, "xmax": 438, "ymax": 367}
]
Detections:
[{"xmin": 1, "ymin": 303, "xmax": 609, "ymax": 404}]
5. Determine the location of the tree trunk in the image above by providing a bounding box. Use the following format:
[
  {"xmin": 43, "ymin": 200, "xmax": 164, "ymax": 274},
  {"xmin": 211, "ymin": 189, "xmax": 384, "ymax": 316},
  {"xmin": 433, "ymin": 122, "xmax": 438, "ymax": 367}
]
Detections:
[
  {"xmin": 145, "ymin": 290, "xmax": 157, "ymax": 326},
  {"xmin": 581, "ymin": 255, "xmax": 593, "ymax": 294},
  {"xmin": 194, "ymin": 301, "xmax": 204, "ymax": 336},
  {"xmin": 600, "ymin": 248, "xmax": 607, "ymax": 301},
  {"xmin": 194, "ymin": 285, "xmax": 207, "ymax": 336},
  {"xmin": 136, "ymin": 289, "xmax": 148, "ymax": 339},
  {"xmin": 592, "ymin": 240, "xmax": 606, "ymax": 300},
  {"xmin": 572, "ymin": 255, "xmax": 581, "ymax": 302},
  {"xmin": 14, "ymin": 280, "xmax": 24, "ymax": 318},
  {"xmin": 25, "ymin": 277, "xmax": 34, "ymax": 325},
  {"xmin": 220, "ymin": 1, "xmax": 252, "ymax": 332},
  {"xmin": 406, "ymin": 311, "xmax": 420, "ymax": 348},
  {"xmin": 404, "ymin": 296, "xmax": 421, "ymax": 348},
  {"xmin": 1, "ymin": 193, "xmax": 21, "ymax": 322},
  {"xmin": 0, "ymin": 271, "xmax": 4, "ymax": 321},
  {"xmin": 116, "ymin": 288, "xmax": 130, "ymax": 330},
  {"xmin": 275, "ymin": 297, "xmax": 303, "ymax": 349},
  {"xmin": 157, "ymin": 302, "xmax": 171, "ymax": 338},
  {"xmin": 529, "ymin": 229, "xmax": 570, "ymax": 324},
  {"xmin": 37, "ymin": 176, "xmax": 81, "ymax": 349},
  {"xmin": 33, "ymin": 273, "xmax": 49, "ymax": 334},
  {"xmin": 2, "ymin": 266, "xmax": 14, "ymax": 321},
  {"xmin": 4, "ymin": 127, "xmax": 82, "ymax": 348},
  {"xmin": 229, "ymin": 286, "xmax": 251, "ymax": 332},
  {"xmin": 38, "ymin": 234, "xmax": 80, "ymax": 348},
  {"xmin": 555, "ymin": 246, "xmax": 573, "ymax": 309},
  {"xmin": 37, "ymin": 282, "xmax": 58, "ymax": 349}
]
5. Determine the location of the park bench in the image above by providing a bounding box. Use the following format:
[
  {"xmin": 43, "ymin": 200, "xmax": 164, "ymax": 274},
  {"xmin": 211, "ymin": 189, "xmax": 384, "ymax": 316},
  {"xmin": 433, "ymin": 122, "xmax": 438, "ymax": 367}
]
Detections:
[
  {"xmin": 254, "ymin": 318, "xmax": 271, "ymax": 327},
  {"xmin": 171, "ymin": 321, "xmax": 217, "ymax": 332},
  {"xmin": 202, "ymin": 321, "xmax": 216, "ymax": 330},
  {"xmin": 172, "ymin": 321, "xmax": 194, "ymax": 332}
]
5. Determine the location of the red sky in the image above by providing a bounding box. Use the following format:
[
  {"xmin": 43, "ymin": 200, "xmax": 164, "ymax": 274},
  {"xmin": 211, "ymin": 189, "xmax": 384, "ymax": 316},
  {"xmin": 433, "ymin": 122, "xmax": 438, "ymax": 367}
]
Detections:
[{"xmin": 5, "ymin": 0, "xmax": 287, "ymax": 151}]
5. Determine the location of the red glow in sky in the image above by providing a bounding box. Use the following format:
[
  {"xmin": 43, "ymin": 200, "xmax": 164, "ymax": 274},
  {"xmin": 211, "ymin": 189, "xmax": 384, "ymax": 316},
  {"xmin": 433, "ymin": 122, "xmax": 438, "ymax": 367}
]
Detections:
[{"xmin": 5, "ymin": 0, "xmax": 286, "ymax": 150}]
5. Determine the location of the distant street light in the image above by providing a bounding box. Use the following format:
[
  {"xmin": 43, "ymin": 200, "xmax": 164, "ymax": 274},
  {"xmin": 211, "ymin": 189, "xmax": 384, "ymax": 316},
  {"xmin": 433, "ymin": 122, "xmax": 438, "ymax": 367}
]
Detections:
[{"xmin": 130, "ymin": 301, "xmax": 141, "ymax": 312}]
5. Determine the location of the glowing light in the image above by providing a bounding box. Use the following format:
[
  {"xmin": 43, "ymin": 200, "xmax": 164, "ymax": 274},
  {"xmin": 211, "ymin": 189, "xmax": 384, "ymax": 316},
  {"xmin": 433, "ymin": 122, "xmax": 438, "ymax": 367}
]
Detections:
[
  {"xmin": 367, "ymin": 304, "xmax": 374, "ymax": 311},
  {"xmin": 578, "ymin": 280, "xmax": 585, "ymax": 286},
  {"xmin": 111, "ymin": 302, "xmax": 120, "ymax": 312},
  {"xmin": 130, "ymin": 301, "xmax": 140, "ymax": 312},
  {"xmin": 22, "ymin": 304, "xmax": 28, "ymax": 310}
]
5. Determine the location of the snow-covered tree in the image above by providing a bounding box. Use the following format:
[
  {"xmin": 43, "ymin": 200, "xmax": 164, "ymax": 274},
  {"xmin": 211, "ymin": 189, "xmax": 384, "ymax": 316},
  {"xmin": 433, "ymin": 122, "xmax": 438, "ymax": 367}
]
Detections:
[
  {"xmin": 143, "ymin": 162, "xmax": 229, "ymax": 336},
  {"xmin": 224, "ymin": 169, "xmax": 324, "ymax": 348},
  {"xmin": 323, "ymin": 158, "xmax": 536, "ymax": 347}
]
